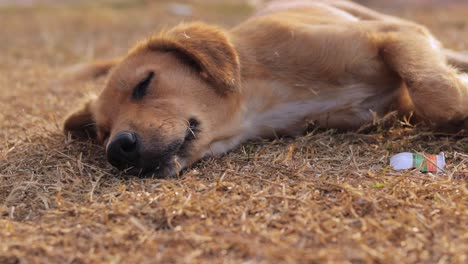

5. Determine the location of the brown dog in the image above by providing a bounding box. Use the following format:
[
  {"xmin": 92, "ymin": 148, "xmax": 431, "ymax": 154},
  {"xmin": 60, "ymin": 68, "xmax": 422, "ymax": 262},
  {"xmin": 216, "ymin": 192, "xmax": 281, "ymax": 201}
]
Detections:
[{"xmin": 64, "ymin": 0, "xmax": 468, "ymax": 177}]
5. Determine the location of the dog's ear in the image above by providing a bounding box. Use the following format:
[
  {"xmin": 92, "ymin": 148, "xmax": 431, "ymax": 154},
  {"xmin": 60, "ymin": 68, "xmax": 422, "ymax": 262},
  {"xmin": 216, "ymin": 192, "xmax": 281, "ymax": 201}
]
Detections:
[
  {"xmin": 63, "ymin": 100, "xmax": 97, "ymax": 139},
  {"xmin": 146, "ymin": 22, "xmax": 241, "ymax": 94}
]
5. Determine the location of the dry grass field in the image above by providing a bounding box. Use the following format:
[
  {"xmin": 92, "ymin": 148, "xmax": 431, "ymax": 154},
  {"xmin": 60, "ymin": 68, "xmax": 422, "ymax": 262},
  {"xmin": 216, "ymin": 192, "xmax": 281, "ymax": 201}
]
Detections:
[{"xmin": 0, "ymin": 0, "xmax": 467, "ymax": 263}]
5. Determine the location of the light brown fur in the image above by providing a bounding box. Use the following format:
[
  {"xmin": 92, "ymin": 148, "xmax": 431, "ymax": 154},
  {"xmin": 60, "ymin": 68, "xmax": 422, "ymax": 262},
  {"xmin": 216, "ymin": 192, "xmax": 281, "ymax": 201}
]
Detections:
[{"xmin": 64, "ymin": 0, "xmax": 468, "ymax": 177}]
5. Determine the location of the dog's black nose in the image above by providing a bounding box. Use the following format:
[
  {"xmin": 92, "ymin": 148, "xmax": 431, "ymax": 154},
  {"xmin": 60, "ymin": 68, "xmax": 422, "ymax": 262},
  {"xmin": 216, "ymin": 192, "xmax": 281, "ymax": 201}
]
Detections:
[{"xmin": 106, "ymin": 131, "xmax": 139, "ymax": 168}]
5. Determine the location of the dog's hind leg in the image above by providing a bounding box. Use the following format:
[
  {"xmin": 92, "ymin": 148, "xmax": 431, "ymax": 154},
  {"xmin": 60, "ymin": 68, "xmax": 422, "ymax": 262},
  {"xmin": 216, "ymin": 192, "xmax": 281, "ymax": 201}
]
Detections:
[
  {"xmin": 444, "ymin": 49, "xmax": 468, "ymax": 72},
  {"xmin": 378, "ymin": 32, "xmax": 468, "ymax": 128}
]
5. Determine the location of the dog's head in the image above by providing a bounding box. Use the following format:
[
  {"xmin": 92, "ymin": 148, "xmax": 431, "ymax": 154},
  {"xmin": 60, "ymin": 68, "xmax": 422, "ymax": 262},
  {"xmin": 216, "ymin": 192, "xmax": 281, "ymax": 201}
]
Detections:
[{"xmin": 64, "ymin": 23, "xmax": 242, "ymax": 177}]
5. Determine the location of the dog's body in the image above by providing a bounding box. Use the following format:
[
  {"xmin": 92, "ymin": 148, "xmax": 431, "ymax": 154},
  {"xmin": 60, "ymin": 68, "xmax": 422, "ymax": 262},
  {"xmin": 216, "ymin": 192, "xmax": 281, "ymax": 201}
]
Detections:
[{"xmin": 64, "ymin": 0, "xmax": 468, "ymax": 177}]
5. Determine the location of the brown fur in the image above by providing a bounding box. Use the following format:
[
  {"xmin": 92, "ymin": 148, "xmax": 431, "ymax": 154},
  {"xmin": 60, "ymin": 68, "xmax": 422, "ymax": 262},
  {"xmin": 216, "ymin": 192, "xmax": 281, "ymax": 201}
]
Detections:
[
  {"xmin": 64, "ymin": 0, "xmax": 468, "ymax": 177},
  {"xmin": 145, "ymin": 23, "xmax": 241, "ymax": 94}
]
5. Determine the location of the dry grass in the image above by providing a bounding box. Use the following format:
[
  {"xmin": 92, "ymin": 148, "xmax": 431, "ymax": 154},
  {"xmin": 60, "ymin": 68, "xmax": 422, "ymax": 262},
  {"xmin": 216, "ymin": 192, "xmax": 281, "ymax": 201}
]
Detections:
[{"xmin": 1, "ymin": 1, "xmax": 467, "ymax": 263}]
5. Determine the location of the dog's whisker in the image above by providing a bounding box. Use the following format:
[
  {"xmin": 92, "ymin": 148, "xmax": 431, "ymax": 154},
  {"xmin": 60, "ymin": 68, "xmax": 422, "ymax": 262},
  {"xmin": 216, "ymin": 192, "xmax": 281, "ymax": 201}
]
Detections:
[
  {"xmin": 187, "ymin": 127, "xmax": 197, "ymax": 139},
  {"xmin": 83, "ymin": 122, "xmax": 96, "ymax": 128}
]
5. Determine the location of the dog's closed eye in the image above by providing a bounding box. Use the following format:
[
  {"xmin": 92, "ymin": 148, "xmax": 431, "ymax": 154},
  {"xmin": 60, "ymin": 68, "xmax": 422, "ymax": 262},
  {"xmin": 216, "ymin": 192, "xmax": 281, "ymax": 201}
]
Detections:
[{"xmin": 132, "ymin": 72, "xmax": 155, "ymax": 100}]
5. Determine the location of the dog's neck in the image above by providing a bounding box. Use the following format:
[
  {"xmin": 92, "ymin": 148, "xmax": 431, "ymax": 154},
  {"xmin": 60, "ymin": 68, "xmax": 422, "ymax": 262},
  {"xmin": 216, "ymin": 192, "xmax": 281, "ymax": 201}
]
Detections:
[{"xmin": 204, "ymin": 37, "xmax": 320, "ymax": 157}]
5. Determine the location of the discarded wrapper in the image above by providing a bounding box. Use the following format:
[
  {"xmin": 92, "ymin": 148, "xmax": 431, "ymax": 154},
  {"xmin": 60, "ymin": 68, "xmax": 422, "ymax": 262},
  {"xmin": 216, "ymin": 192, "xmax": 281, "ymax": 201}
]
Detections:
[{"xmin": 390, "ymin": 152, "xmax": 445, "ymax": 173}]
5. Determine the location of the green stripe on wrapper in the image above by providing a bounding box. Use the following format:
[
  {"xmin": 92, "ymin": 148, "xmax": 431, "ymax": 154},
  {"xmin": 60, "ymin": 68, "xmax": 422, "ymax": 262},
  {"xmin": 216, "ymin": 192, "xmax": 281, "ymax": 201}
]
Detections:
[{"xmin": 413, "ymin": 153, "xmax": 427, "ymax": 172}]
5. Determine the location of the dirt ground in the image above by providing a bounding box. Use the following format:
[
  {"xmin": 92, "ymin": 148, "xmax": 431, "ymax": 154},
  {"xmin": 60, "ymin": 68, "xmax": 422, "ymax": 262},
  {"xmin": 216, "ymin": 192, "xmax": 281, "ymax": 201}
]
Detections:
[{"xmin": 0, "ymin": 0, "xmax": 467, "ymax": 263}]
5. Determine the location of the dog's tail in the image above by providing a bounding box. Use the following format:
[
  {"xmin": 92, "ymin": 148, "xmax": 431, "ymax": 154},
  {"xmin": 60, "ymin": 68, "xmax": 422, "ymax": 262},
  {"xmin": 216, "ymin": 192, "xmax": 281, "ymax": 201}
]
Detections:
[
  {"xmin": 58, "ymin": 58, "xmax": 120, "ymax": 83},
  {"xmin": 445, "ymin": 49, "xmax": 468, "ymax": 72}
]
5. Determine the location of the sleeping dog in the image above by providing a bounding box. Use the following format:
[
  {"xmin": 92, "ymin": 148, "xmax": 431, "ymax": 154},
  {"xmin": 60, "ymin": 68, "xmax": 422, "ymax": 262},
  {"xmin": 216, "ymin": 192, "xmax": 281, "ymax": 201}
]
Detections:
[{"xmin": 64, "ymin": 0, "xmax": 468, "ymax": 177}]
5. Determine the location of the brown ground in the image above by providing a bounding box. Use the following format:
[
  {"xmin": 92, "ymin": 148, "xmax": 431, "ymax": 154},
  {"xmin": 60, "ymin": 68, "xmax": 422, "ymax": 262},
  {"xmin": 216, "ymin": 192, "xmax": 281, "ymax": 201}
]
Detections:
[{"xmin": 0, "ymin": 1, "xmax": 467, "ymax": 263}]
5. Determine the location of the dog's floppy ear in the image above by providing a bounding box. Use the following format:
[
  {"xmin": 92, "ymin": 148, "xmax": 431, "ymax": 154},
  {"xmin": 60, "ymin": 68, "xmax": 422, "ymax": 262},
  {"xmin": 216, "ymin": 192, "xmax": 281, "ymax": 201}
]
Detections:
[
  {"xmin": 146, "ymin": 22, "xmax": 241, "ymax": 94},
  {"xmin": 63, "ymin": 100, "xmax": 97, "ymax": 139}
]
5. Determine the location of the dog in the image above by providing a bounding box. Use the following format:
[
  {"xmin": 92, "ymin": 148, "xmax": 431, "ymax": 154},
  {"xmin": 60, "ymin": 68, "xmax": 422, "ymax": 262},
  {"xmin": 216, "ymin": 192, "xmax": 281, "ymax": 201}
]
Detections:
[{"xmin": 63, "ymin": 0, "xmax": 468, "ymax": 177}]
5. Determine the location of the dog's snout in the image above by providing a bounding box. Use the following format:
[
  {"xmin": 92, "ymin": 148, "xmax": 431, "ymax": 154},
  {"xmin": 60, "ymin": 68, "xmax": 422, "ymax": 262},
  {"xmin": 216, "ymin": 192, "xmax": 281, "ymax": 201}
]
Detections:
[{"xmin": 106, "ymin": 131, "xmax": 139, "ymax": 168}]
